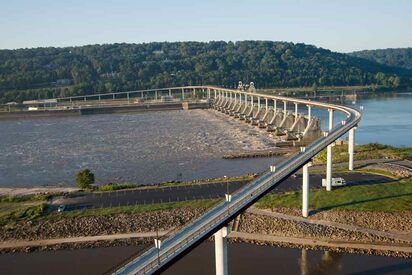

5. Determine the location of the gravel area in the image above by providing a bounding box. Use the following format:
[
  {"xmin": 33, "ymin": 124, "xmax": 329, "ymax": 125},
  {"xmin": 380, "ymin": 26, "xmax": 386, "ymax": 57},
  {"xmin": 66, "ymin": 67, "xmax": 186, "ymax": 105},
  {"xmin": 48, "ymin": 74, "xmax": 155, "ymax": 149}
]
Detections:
[
  {"xmin": 365, "ymin": 163, "xmax": 412, "ymax": 178},
  {"xmin": 238, "ymin": 213, "xmax": 406, "ymax": 244},
  {"xmin": 0, "ymin": 208, "xmax": 205, "ymax": 242},
  {"xmin": 263, "ymin": 207, "xmax": 412, "ymax": 234}
]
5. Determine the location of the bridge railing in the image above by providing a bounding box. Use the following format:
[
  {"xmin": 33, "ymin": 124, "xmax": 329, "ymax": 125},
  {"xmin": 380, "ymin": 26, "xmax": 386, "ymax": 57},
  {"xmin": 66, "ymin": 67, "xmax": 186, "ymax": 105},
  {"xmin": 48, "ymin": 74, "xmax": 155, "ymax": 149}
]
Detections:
[{"xmin": 112, "ymin": 86, "xmax": 360, "ymax": 274}]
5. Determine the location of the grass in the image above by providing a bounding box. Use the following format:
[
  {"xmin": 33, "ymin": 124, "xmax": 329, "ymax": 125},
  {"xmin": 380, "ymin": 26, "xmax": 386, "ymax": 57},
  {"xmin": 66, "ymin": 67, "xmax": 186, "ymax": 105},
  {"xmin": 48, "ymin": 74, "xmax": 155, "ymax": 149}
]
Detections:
[
  {"xmin": 0, "ymin": 197, "xmax": 219, "ymax": 228},
  {"xmin": 44, "ymin": 199, "xmax": 220, "ymax": 220},
  {"xmin": 256, "ymin": 179, "xmax": 412, "ymax": 212},
  {"xmin": 313, "ymin": 143, "xmax": 412, "ymax": 165},
  {"xmin": 97, "ymin": 183, "xmax": 138, "ymax": 192},
  {"xmin": 95, "ymin": 174, "xmax": 256, "ymax": 192},
  {"xmin": 0, "ymin": 202, "xmax": 47, "ymax": 228}
]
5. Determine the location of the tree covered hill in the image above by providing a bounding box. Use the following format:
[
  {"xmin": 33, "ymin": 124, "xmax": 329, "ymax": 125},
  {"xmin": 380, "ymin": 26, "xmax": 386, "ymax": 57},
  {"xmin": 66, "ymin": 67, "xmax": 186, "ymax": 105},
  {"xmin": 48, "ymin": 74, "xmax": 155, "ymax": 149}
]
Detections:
[
  {"xmin": 349, "ymin": 48, "xmax": 412, "ymax": 70},
  {"xmin": 0, "ymin": 41, "xmax": 410, "ymax": 103}
]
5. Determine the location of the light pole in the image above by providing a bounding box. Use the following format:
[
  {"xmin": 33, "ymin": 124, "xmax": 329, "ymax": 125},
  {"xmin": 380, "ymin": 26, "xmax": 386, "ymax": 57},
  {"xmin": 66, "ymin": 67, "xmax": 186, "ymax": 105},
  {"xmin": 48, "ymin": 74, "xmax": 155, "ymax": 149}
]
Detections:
[
  {"xmin": 224, "ymin": 176, "xmax": 231, "ymax": 216},
  {"xmin": 154, "ymin": 215, "xmax": 162, "ymax": 266}
]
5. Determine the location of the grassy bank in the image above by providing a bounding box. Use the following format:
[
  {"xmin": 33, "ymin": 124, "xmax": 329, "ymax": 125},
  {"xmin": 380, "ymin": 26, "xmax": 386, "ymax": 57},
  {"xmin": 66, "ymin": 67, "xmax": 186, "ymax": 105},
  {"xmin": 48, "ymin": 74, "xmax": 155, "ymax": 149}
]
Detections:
[
  {"xmin": 1, "ymin": 168, "xmax": 410, "ymax": 229},
  {"xmin": 0, "ymin": 194, "xmax": 50, "ymax": 227},
  {"xmin": 49, "ymin": 199, "xmax": 219, "ymax": 220},
  {"xmin": 313, "ymin": 143, "xmax": 412, "ymax": 165},
  {"xmin": 96, "ymin": 174, "xmax": 256, "ymax": 192},
  {"xmin": 256, "ymin": 179, "xmax": 412, "ymax": 212}
]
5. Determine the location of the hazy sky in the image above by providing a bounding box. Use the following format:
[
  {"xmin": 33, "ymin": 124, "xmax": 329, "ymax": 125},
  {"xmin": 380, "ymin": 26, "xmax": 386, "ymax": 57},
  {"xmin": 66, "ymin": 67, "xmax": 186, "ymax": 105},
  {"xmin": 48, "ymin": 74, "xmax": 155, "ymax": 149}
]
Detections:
[{"xmin": 0, "ymin": 0, "xmax": 411, "ymax": 52}]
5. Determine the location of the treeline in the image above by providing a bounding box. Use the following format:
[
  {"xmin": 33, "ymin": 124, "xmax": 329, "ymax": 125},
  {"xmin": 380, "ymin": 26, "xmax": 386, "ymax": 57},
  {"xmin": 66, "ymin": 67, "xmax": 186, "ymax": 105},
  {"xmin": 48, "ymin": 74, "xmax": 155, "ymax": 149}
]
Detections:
[
  {"xmin": 350, "ymin": 48, "xmax": 412, "ymax": 70},
  {"xmin": 0, "ymin": 41, "xmax": 410, "ymax": 103}
]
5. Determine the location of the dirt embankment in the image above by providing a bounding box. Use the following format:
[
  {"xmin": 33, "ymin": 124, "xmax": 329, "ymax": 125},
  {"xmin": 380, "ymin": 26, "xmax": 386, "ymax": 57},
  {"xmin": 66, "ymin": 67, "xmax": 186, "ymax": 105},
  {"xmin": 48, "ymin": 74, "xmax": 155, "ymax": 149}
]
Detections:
[
  {"xmin": 262, "ymin": 207, "xmax": 412, "ymax": 234},
  {"xmin": 0, "ymin": 208, "xmax": 205, "ymax": 242},
  {"xmin": 1, "ymin": 207, "xmax": 411, "ymax": 257}
]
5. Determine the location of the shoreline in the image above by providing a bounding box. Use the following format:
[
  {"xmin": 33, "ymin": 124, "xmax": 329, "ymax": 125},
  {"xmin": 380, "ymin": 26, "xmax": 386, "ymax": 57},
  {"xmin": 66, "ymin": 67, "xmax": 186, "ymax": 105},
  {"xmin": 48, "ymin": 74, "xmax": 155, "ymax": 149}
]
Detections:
[
  {"xmin": 1, "ymin": 156, "xmax": 410, "ymax": 197},
  {"xmin": 0, "ymin": 209, "xmax": 412, "ymax": 258}
]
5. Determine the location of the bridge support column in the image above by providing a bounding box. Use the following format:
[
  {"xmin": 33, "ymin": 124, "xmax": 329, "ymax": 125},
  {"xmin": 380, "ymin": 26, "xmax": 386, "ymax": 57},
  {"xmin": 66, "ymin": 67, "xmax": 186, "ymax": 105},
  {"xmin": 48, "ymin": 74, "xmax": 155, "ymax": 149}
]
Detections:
[
  {"xmin": 294, "ymin": 103, "xmax": 298, "ymax": 120},
  {"xmin": 348, "ymin": 127, "xmax": 356, "ymax": 171},
  {"xmin": 181, "ymin": 88, "xmax": 184, "ymax": 100},
  {"xmin": 307, "ymin": 105, "xmax": 312, "ymax": 124},
  {"xmin": 283, "ymin": 101, "xmax": 287, "ymax": 114},
  {"xmin": 265, "ymin": 98, "xmax": 268, "ymax": 109},
  {"xmin": 214, "ymin": 226, "xmax": 228, "ymax": 275},
  {"xmin": 302, "ymin": 161, "xmax": 311, "ymax": 217},
  {"xmin": 326, "ymin": 109, "xmax": 334, "ymax": 191},
  {"xmin": 274, "ymin": 100, "xmax": 277, "ymax": 112}
]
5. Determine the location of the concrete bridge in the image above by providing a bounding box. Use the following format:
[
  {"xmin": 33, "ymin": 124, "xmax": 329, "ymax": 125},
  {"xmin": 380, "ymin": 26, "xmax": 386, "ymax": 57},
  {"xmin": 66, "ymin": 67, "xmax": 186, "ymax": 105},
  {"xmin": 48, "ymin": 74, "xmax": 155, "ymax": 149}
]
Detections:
[{"xmin": 108, "ymin": 85, "xmax": 360, "ymax": 275}]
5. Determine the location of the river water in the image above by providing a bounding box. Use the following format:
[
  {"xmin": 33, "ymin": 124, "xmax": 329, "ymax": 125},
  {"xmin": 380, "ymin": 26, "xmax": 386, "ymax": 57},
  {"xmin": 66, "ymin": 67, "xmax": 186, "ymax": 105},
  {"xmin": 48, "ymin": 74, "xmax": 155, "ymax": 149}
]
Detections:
[
  {"xmin": 313, "ymin": 92, "xmax": 412, "ymax": 147},
  {"xmin": 1, "ymin": 93, "xmax": 411, "ymax": 188},
  {"xmin": 0, "ymin": 109, "xmax": 279, "ymax": 187},
  {"xmin": 1, "ymin": 242, "xmax": 411, "ymax": 275}
]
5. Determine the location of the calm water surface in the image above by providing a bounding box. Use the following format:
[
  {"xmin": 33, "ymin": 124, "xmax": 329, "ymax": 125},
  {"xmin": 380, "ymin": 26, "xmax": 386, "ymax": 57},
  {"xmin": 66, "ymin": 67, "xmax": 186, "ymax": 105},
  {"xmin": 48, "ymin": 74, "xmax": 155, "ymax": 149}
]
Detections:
[
  {"xmin": 0, "ymin": 243, "xmax": 411, "ymax": 275},
  {"xmin": 313, "ymin": 92, "xmax": 412, "ymax": 147}
]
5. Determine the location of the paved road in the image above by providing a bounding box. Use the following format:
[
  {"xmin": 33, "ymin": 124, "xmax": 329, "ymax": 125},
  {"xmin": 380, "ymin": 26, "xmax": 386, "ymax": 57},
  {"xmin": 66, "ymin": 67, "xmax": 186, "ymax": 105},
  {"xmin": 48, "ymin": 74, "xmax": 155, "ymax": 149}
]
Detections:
[
  {"xmin": 316, "ymin": 158, "xmax": 412, "ymax": 170},
  {"xmin": 0, "ymin": 232, "xmax": 169, "ymax": 250},
  {"xmin": 52, "ymin": 172, "xmax": 393, "ymax": 211}
]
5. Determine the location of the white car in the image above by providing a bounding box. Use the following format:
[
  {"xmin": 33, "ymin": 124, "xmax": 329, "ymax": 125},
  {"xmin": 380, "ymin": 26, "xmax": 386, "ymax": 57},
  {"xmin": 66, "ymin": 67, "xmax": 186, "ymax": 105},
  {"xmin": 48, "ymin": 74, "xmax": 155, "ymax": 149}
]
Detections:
[
  {"xmin": 322, "ymin": 177, "xmax": 346, "ymax": 187},
  {"xmin": 57, "ymin": 205, "xmax": 66, "ymax": 212}
]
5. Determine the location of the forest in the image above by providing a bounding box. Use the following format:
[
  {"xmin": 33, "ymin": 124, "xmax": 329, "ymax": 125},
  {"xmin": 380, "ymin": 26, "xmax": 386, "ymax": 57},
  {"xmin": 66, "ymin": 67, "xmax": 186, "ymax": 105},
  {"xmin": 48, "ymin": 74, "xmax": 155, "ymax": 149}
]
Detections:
[
  {"xmin": 0, "ymin": 41, "xmax": 410, "ymax": 103},
  {"xmin": 350, "ymin": 48, "xmax": 412, "ymax": 70}
]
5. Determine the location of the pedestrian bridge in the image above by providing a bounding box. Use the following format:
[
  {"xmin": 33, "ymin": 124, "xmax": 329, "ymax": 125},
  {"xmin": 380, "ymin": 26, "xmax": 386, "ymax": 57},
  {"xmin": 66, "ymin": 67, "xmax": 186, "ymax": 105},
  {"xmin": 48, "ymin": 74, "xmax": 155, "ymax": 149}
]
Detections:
[{"xmin": 102, "ymin": 85, "xmax": 361, "ymax": 274}]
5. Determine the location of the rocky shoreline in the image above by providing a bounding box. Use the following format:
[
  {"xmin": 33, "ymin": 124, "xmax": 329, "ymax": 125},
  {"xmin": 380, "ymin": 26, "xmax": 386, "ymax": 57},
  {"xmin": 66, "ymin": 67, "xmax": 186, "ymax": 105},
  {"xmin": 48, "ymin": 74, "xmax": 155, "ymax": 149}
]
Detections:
[{"xmin": 1, "ymin": 207, "xmax": 411, "ymax": 258}]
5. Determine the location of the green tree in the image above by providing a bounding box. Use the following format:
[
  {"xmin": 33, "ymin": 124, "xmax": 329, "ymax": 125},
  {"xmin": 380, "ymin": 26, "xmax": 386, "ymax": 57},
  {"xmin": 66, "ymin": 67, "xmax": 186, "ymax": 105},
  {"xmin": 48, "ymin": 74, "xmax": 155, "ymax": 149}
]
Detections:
[{"xmin": 75, "ymin": 169, "xmax": 95, "ymax": 189}]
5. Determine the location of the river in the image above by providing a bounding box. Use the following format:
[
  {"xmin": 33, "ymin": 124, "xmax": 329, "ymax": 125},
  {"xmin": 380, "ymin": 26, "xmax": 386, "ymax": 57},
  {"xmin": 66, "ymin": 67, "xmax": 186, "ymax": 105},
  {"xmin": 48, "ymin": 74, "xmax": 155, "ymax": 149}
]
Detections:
[
  {"xmin": 1, "ymin": 92, "xmax": 411, "ymax": 188},
  {"xmin": 0, "ymin": 109, "xmax": 278, "ymax": 187},
  {"xmin": 1, "ymin": 242, "xmax": 411, "ymax": 274}
]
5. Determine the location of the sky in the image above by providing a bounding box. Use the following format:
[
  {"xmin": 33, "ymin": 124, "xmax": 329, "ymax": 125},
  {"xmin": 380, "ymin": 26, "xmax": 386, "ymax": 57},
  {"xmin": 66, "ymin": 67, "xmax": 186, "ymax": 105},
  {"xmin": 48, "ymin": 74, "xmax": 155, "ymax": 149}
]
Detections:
[{"xmin": 0, "ymin": 0, "xmax": 411, "ymax": 52}]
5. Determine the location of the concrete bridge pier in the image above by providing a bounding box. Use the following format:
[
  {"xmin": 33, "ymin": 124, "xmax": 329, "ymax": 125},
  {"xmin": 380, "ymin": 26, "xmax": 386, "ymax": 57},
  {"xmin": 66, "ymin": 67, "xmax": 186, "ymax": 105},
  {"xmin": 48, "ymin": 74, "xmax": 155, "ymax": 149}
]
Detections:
[
  {"xmin": 302, "ymin": 161, "xmax": 312, "ymax": 217},
  {"xmin": 283, "ymin": 101, "xmax": 287, "ymax": 114},
  {"xmin": 294, "ymin": 103, "xmax": 299, "ymax": 121},
  {"xmin": 326, "ymin": 109, "xmax": 334, "ymax": 191},
  {"xmin": 214, "ymin": 226, "xmax": 229, "ymax": 275},
  {"xmin": 349, "ymin": 127, "xmax": 356, "ymax": 170},
  {"xmin": 307, "ymin": 105, "xmax": 312, "ymax": 124}
]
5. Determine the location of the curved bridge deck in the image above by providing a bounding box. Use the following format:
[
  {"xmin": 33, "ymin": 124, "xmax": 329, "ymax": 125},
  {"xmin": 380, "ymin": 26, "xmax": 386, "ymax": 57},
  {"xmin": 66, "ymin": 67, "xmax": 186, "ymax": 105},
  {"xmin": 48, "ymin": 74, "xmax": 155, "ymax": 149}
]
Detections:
[{"xmin": 113, "ymin": 86, "xmax": 361, "ymax": 275}]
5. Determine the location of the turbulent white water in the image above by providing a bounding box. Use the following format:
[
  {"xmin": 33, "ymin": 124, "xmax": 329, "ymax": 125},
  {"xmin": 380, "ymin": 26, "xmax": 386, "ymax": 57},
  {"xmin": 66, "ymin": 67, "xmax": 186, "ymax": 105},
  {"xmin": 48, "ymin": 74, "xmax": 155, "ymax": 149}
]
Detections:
[{"xmin": 0, "ymin": 109, "xmax": 280, "ymax": 187}]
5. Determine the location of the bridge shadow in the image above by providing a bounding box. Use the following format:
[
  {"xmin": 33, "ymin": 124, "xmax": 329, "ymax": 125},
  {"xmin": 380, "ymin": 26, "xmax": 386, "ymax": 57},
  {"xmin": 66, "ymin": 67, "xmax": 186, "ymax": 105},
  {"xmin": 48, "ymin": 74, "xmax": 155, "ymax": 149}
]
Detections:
[{"xmin": 310, "ymin": 192, "xmax": 412, "ymax": 215}]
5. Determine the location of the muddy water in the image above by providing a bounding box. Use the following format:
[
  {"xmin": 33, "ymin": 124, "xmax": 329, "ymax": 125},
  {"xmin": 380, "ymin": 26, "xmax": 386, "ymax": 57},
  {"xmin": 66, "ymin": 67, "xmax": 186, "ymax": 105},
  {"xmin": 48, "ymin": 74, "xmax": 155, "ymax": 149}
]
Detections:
[
  {"xmin": 0, "ymin": 109, "xmax": 280, "ymax": 187},
  {"xmin": 1, "ymin": 242, "xmax": 411, "ymax": 275}
]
